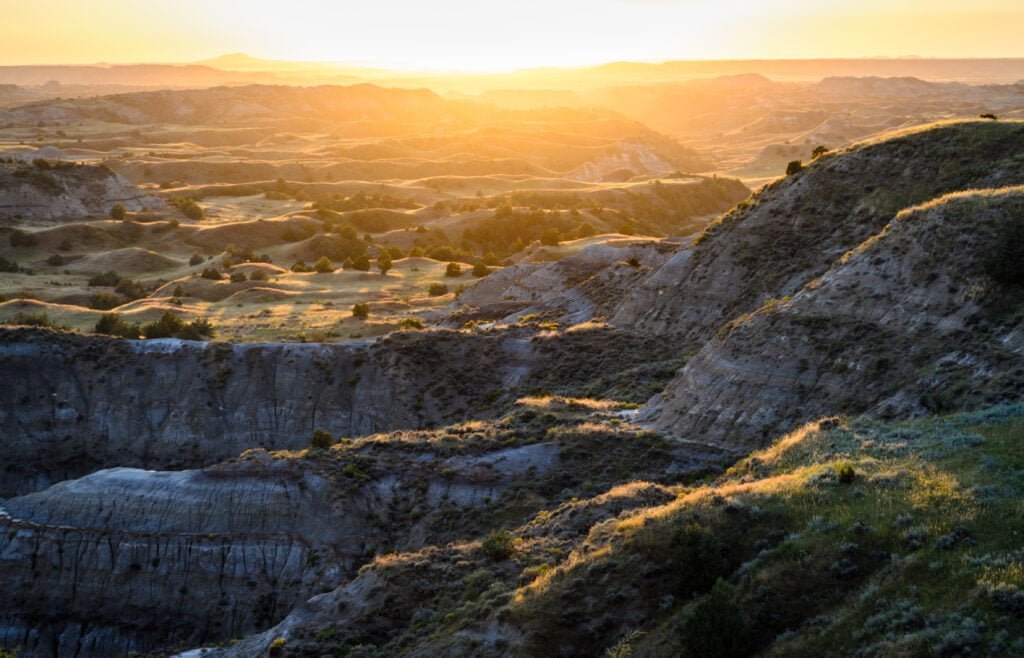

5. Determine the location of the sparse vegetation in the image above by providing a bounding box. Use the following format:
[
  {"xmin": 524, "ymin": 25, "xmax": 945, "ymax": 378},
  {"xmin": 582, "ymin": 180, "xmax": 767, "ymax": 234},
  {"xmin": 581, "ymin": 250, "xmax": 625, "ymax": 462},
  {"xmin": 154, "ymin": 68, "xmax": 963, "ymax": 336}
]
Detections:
[{"xmin": 351, "ymin": 302, "xmax": 369, "ymax": 319}]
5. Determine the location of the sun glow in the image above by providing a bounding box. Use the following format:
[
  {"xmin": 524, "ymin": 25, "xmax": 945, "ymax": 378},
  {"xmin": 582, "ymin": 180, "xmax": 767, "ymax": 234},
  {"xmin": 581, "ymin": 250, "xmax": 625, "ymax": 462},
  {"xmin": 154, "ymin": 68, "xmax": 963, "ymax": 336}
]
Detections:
[{"xmin": 1, "ymin": 0, "xmax": 1022, "ymax": 70}]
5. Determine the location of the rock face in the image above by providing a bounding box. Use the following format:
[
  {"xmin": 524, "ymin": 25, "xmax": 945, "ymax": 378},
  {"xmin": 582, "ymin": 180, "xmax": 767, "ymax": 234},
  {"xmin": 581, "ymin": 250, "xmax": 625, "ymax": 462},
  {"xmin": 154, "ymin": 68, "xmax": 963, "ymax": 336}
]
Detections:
[
  {"xmin": 611, "ymin": 121, "xmax": 1024, "ymax": 341},
  {"xmin": 0, "ymin": 324, "xmax": 679, "ymax": 497},
  {"xmin": 644, "ymin": 187, "xmax": 1024, "ymax": 449},
  {"xmin": 0, "ymin": 161, "xmax": 162, "ymax": 220},
  {"xmin": 0, "ymin": 329, "xmax": 497, "ymax": 496},
  {"xmin": 0, "ymin": 463, "xmax": 344, "ymax": 657},
  {"xmin": 0, "ymin": 434, "xmax": 576, "ymax": 658}
]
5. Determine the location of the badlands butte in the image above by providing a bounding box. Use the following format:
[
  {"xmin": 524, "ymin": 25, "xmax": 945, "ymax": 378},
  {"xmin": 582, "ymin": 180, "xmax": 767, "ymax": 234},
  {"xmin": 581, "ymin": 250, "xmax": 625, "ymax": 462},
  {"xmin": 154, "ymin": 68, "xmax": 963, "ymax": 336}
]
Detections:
[{"xmin": 0, "ymin": 80, "xmax": 1023, "ymax": 658}]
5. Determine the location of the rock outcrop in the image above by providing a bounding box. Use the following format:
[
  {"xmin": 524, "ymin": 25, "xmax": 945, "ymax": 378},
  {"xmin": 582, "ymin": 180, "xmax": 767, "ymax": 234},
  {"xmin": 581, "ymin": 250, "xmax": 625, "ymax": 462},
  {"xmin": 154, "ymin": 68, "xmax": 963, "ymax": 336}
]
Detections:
[
  {"xmin": 0, "ymin": 161, "xmax": 162, "ymax": 220},
  {"xmin": 644, "ymin": 187, "xmax": 1024, "ymax": 449}
]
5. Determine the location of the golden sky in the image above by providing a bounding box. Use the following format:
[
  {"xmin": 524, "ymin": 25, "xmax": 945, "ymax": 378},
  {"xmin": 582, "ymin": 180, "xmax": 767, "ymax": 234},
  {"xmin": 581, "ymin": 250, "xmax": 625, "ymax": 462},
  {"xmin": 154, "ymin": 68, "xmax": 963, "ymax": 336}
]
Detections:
[{"xmin": 1, "ymin": 0, "xmax": 1022, "ymax": 70}]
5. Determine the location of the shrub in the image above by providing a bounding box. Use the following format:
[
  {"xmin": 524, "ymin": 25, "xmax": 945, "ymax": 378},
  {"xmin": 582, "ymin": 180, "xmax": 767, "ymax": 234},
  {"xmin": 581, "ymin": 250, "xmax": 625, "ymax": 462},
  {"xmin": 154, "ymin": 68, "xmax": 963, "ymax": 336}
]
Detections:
[
  {"xmin": 46, "ymin": 254, "xmax": 64, "ymax": 266},
  {"xmin": 678, "ymin": 580, "xmax": 750, "ymax": 658},
  {"xmin": 428, "ymin": 282, "xmax": 449, "ymax": 297},
  {"xmin": 314, "ymin": 256, "xmax": 334, "ymax": 273},
  {"xmin": 472, "ymin": 261, "xmax": 491, "ymax": 277},
  {"xmin": 268, "ymin": 637, "xmax": 286, "ymax": 657},
  {"xmin": 200, "ymin": 267, "xmax": 222, "ymax": 280},
  {"xmin": 984, "ymin": 216, "xmax": 1024, "ymax": 286},
  {"xmin": 94, "ymin": 313, "xmax": 141, "ymax": 338},
  {"xmin": 481, "ymin": 530, "xmax": 515, "ymax": 561},
  {"xmin": 169, "ymin": 196, "xmax": 204, "ymax": 221},
  {"xmin": 189, "ymin": 253, "xmax": 204, "ymax": 266},
  {"xmin": 351, "ymin": 302, "xmax": 369, "ymax": 319},
  {"xmin": 812, "ymin": 145, "xmax": 830, "ymax": 159},
  {"xmin": 9, "ymin": 229, "xmax": 38, "ymax": 248},
  {"xmin": 229, "ymin": 271, "xmax": 247, "ymax": 283},
  {"xmin": 89, "ymin": 292, "xmax": 123, "ymax": 310},
  {"xmin": 786, "ymin": 160, "xmax": 803, "ymax": 176},
  {"xmin": 835, "ymin": 462, "xmax": 857, "ymax": 484},
  {"xmin": 88, "ymin": 270, "xmax": 121, "ymax": 287},
  {"xmin": 539, "ymin": 228, "xmax": 563, "ymax": 246},
  {"xmin": 176, "ymin": 318, "xmax": 214, "ymax": 340},
  {"xmin": 172, "ymin": 284, "xmax": 185, "ymax": 297},
  {"xmin": 398, "ymin": 317, "xmax": 424, "ymax": 330},
  {"xmin": 349, "ymin": 254, "xmax": 371, "ymax": 271},
  {"xmin": 291, "ymin": 260, "xmax": 311, "ymax": 273},
  {"xmin": 141, "ymin": 311, "xmax": 214, "ymax": 340},
  {"xmin": 9, "ymin": 312, "xmax": 63, "ymax": 329},
  {"xmin": 310, "ymin": 428, "xmax": 333, "ymax": 449},
  {"xmin": 109, "ymin": 203, "xmax": 126, "ymax": 220},
  {"xmin": 249, "ymin": 269, "xmax": 268, "ymax": 281},
  {"xmin": 115, "ymin": 278, "xmax": 147, "ymax": 300},
  {"xmin": 0, "ymin": 257, "xmax": 22, "ymax": 273},
  {"xmin": 377, "ymin": 250, "xmax": 392, "ymax": 275},
  {"xmin": 445, "ymin": 262, "xmax": 462, "ymax": 277},
  {"xmin": 980, "ymin": 113, "xmax": 998, "ymax": 120}
]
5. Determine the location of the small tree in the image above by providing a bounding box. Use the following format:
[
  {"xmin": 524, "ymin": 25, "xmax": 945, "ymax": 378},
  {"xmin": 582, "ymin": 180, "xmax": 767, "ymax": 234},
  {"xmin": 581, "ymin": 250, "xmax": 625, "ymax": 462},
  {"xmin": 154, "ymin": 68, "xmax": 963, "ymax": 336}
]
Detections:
[
  {"xmin": 249, "ymin": 269, "xmax": 268, "ymax": 281},
  {"xmin": 377, "ymin": 250, "xmax": 393, "ymax": 275},
  {"xmin": 109, "ymin": 203, "xmax": 126, "ymax": 220},
  {"xmin": 445, "ymin": 262, "xmax": 462, "ymax": 277},
  {"xmin": 310, "ymin": 428, "xmax": 333, "ymax": 449},
  {"xmin": 172, "ymin": 284, "xmax": 185, "ymax": 297},
  {"xmin": 428, "ymin": 282, "xmax": 449, "ymax": 297},
  {"xmin": 980, "ymin": 113, "xmax": 998, "ymax": 120},
  {"xmin": 786, "ymin": 160, "xmax": 803, "ymax": 176},
  {"xmin": 189, "ymin": 253, "xmax": 204, "ymax": 266},
  {"xmin": 229, "ymin": 271, "xmax": 247, "ymax": 283},
  {"xmin": 314, "ymin": 256, "xmax": 334, "ymax": 273},
  {"xmin": 472, "ymin": 261, "xmax": 491, "ymax": 277},
  {"xmin": 200, "ymin": 267, "xmax": 222, "ymax": 280},
  {"xmin": 291, "ymin": 260, "xmax": 311, "ymax": 273},
  {"xmin": 351, "ymin": 302, "xmax": 369, "ymax": 319},
  {"xmin": 812, "ymin": 145, "xmax": 829, "ymax": 159}
]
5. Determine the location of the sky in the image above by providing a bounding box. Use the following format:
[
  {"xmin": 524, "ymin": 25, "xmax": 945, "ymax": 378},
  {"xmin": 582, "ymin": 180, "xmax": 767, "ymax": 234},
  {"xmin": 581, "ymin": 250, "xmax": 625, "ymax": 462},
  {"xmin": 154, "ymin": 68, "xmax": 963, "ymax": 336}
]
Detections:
[{"xmin": 1, "ymin": 0, "xmax": 1022, "ymax": 71}]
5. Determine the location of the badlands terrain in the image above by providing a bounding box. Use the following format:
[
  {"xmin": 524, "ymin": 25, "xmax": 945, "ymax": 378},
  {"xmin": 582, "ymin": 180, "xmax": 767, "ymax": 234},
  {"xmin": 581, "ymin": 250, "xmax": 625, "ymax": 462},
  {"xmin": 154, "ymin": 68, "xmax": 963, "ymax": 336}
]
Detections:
[{"xmin": 0, "ymin": 66, "xmax": 1023, "ymax": 657}]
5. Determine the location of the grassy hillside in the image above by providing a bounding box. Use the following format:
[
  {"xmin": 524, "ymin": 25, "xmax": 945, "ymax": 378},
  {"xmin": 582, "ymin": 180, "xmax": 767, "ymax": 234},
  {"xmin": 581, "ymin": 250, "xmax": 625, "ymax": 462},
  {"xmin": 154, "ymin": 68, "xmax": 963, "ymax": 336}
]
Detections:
[{"xmin": 257, "ymin": 404, "xmax": 1024, "ymax": 657}]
